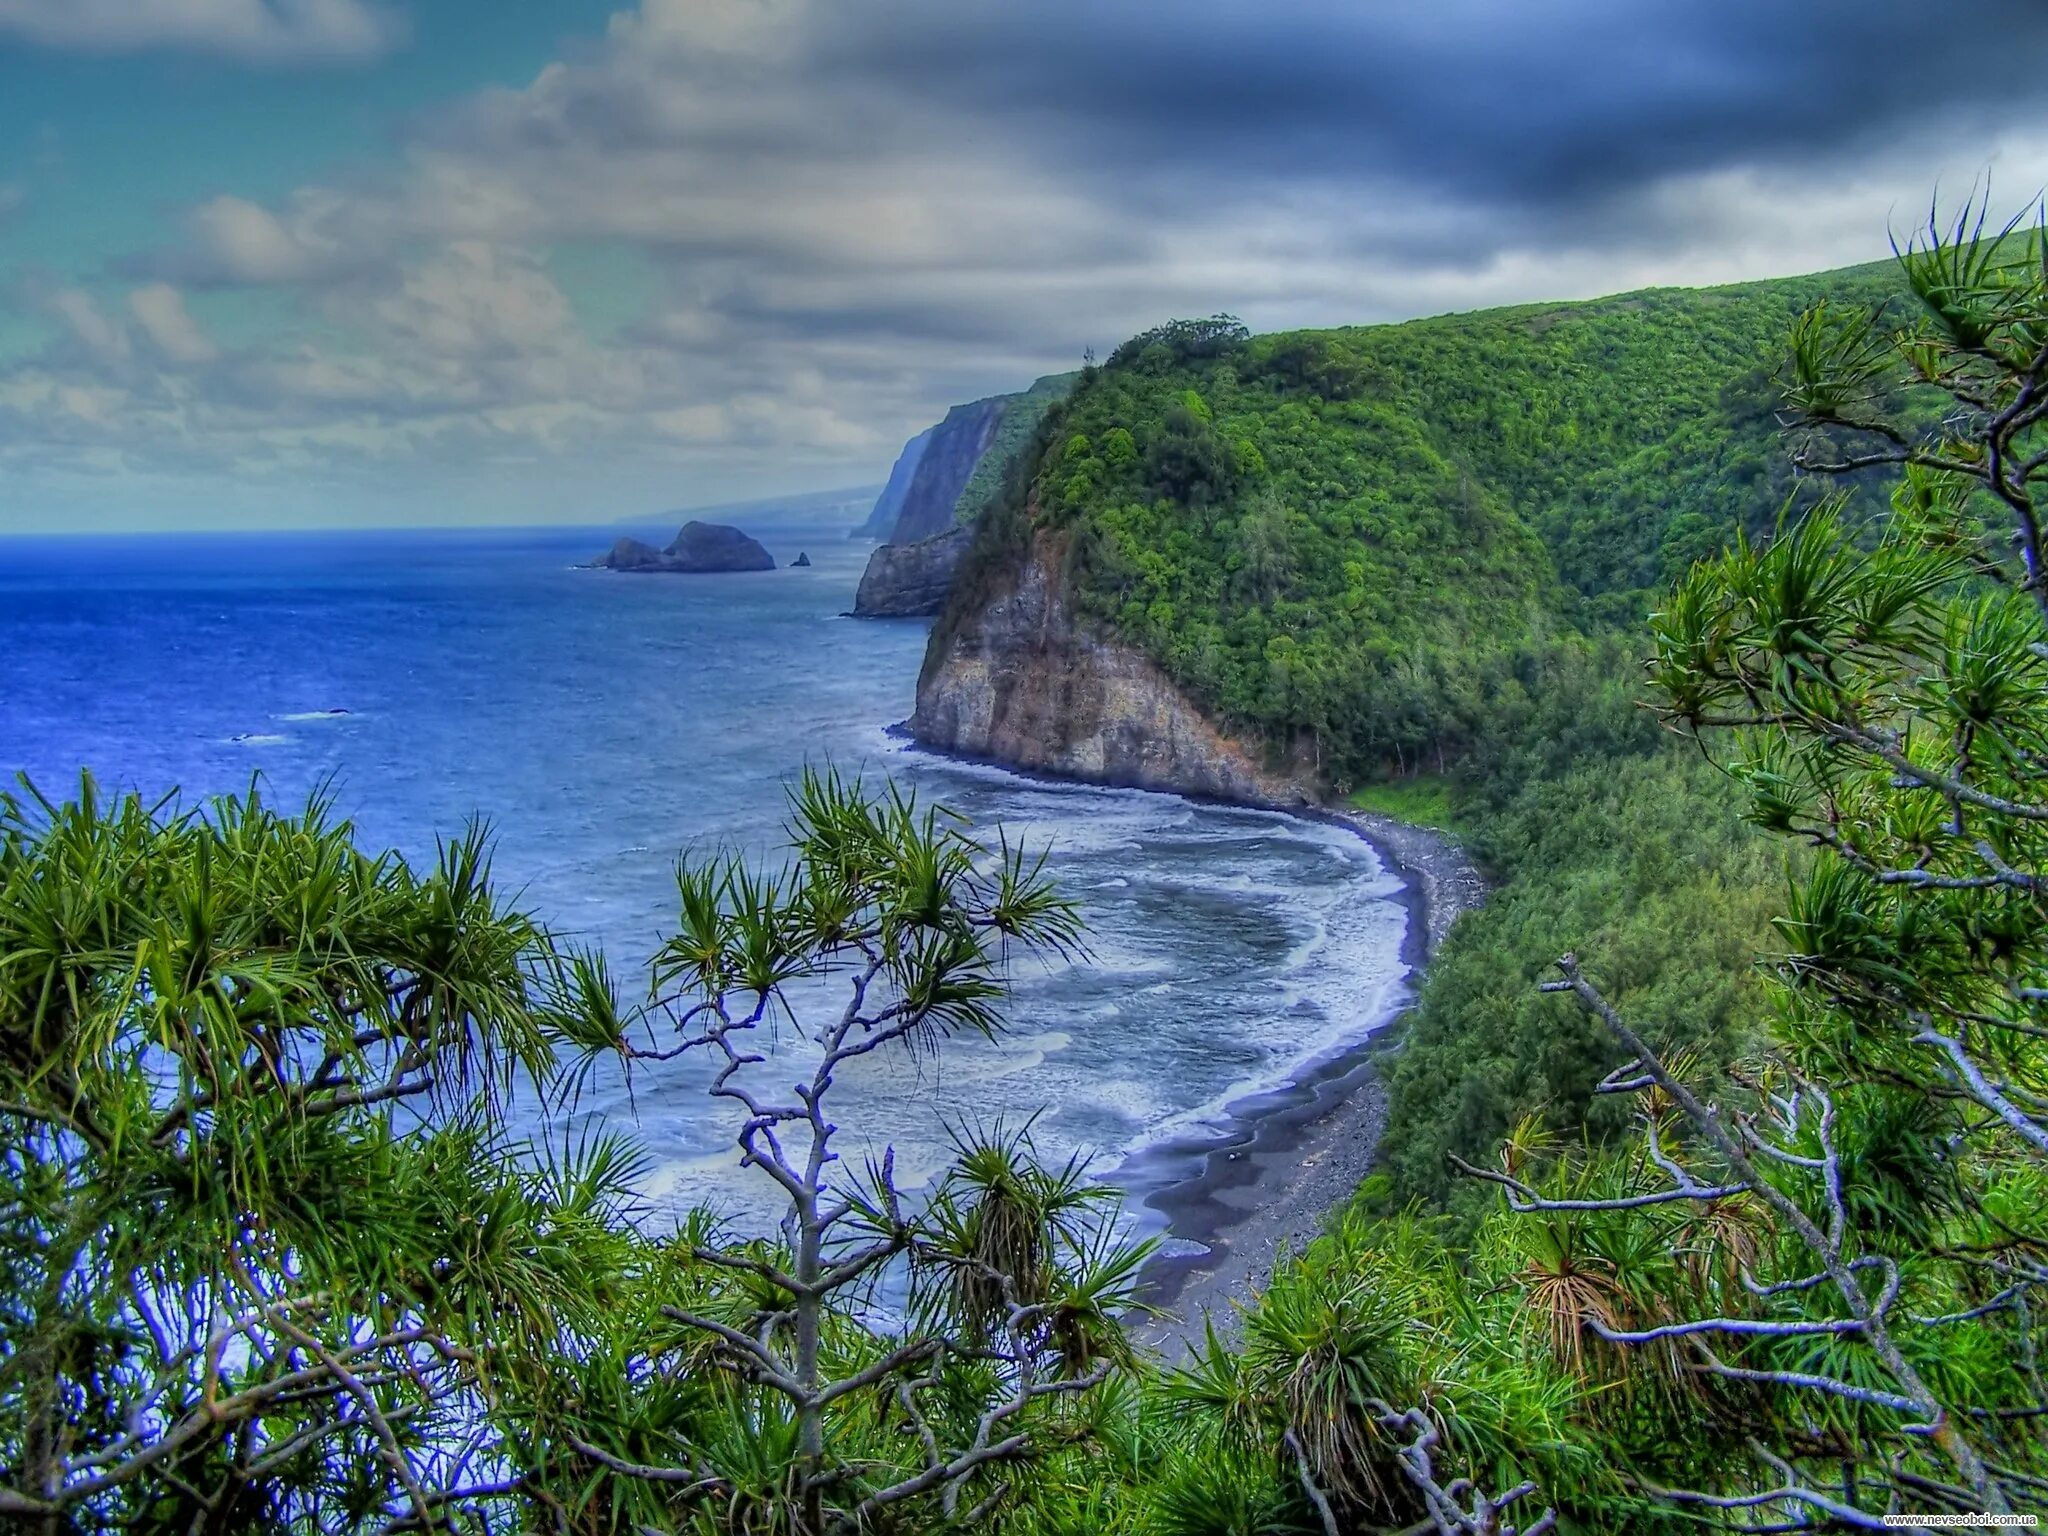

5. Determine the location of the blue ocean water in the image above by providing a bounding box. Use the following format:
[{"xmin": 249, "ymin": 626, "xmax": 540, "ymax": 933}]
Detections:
[{"xmin": 0, "ymin": 514, "xmax": 1409, "ymax": 1232}]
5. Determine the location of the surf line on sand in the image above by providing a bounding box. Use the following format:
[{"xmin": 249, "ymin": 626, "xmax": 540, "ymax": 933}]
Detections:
[{"xmin": 887, "ymin": 732, "xmax": 1484, "ymax": 1356}]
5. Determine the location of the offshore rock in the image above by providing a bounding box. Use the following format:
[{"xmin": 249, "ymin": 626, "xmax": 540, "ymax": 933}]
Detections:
[
  {"xmin": 851, "ymin": 527, "xmax": 971, "ymax": 617},
  {"xmin": 793, "ymin": 552, "xmax": 812, "ymax": 567},
  {"xmin": 594, "ymin": 521, "xmax": 774, "ymax": 573},
  {"xmin": 912, "ymin": 532, "xmax": 1318, "ymax": 804},
  {"xmin": 601, "ymin": 536, "xmax": 667, "ymax": 571}
]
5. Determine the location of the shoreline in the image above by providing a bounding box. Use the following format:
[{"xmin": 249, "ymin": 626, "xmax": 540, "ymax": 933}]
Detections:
[
  {"xmin": 1120, "ymin": 807, "xmax": 1483, "ymax": 1357},
  {"xmin": 889, "ymin": 731, "xmax": 1484, "ymax": 1356}
]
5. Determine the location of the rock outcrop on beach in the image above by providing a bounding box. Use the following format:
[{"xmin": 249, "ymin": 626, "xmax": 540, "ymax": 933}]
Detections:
[
  {"xmin": 912, "ymin": 529, "xmax": 1318, "ymax": 804},
  {"xmin": 850, "ymin": 374, "xmax": 1075, "ymax": 617},
  {"xmin": 593, "ymin": 521, "xmax": 774, "ymax": 573}
]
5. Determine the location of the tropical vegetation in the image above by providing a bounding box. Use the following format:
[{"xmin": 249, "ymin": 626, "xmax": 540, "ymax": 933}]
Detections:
[{"xmin": 7, "ymin": 198, "xmax": 2048, "ymax": 1531}]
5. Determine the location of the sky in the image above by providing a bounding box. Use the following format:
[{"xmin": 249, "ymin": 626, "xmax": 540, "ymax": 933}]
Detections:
[{"xmin": 3, "ymin": 1, "xmax": 2048, "ymax": 533}]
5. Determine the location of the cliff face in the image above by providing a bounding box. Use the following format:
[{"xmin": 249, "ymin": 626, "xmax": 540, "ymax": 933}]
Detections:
[
  {"xmin": 856, "ymin": 426, "xmax": 934, "ymax": 540},
  {"xmin": 853, "ymin": 374, "xmax": 1077, "ymax": 617},
  {"xmin": 888, "ymin": 398, "xmax": 1008, "ymax": 544},
  {"xmin": 911, "ymin": 532, "xmax": 1319, "ymax": 805},
  {"xmin": 851, "ymin": 527, "xmax": 971, "ymax": 617}
]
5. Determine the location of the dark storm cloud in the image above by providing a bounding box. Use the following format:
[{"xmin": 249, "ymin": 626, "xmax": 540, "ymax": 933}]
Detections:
[
  {"xmin": 16, "ymin": 0, "xmax": 2048, "ymax": 525},
  {"xmin": 811, "ymin": 0, "xmax": 2048, "ymax": 210}
]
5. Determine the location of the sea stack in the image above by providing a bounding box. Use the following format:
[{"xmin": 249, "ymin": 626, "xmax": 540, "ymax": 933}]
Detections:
[
  {"xmin": 793, "ymin": 552, "xmax": 812, "ymax": 567},
  {"xmin": 593, "ymin": 521, "xmax": 775, "ymax": 573}
]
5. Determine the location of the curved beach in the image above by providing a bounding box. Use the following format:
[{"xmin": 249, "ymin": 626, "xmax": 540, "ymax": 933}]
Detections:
[
  {"xmin": 898, "ymin": 725, "xmax": 1484, "ymax": 1355},
  {"xmin": 1119, "ymin": 807, "xmax": 1484, "ymax": 1356}
]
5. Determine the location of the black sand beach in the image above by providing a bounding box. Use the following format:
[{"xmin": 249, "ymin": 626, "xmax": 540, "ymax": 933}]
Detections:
[{"xmin": 1128, "ymin": 808, "xmax": 1484, "ymax": 1357}]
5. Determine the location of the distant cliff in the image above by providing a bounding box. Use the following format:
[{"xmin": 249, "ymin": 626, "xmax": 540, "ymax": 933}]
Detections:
[
  {"xmin": 855, "ymin": 427, "xmax": 934, "ymax": 540},
  {"xmin": 850, "ymin": 374, "xmax": 1075, "ymax": 617},
  {"xmin": 889, "ymin": 400, "xmax": 1008, "ymax": 545}
]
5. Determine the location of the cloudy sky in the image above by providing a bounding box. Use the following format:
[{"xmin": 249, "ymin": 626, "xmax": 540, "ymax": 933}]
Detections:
[{"xmin": 3, "ymin": 0, "xmax": 2047, "ymax": 533}]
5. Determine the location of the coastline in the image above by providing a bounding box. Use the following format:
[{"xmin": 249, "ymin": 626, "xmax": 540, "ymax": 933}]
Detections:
[
  {"xmin": 1121, "ymin": 807, "xmax": 1482, "ymax": 1357},
  {"xmin": 890, "ymin": 731, "xmax": 1484, "ymax": 1358}
]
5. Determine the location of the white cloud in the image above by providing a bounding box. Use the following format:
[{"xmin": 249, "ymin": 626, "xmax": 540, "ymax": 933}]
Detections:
[
  {"xmin": 47, "ymin": 288, "xmax": 130, "ymax": 364},
  {"xmin": 0, "ymin": 0, "xmax": 404, "ymax": 64},
  {"xmin": 367, "ymin": 243, "xmax": 577, "ymax": 359},
  {"xmin": 11, "ymin": 0, "xmax": 2048, "ymax": 528},
  {"xmin": 128, "ymin": 284, "xmax": 219, "ymax": 364},
  {"xmin": 184, "ymin": 194, "xmax": 352, "ymax": 285}
]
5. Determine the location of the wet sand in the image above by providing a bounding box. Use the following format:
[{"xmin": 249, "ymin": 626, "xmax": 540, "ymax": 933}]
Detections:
[
  {"xmin": 891, "ymin": 730, "xmax": 1485, "ymax": 1360},
  {"xmin": 1126, "ymin": 807, "xmax": 1484, "ymax": 1359}
]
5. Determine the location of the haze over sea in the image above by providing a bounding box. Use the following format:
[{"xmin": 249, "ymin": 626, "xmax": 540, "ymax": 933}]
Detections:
[{"xmin": 0, "ymin": 509, "xmax": 1408, "ymax": 1233}]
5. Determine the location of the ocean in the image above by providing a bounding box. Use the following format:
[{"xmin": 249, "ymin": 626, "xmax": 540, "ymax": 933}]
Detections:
[{"xmin": 0, "ymin": 512, "xmax": 1411, "ymax": 1235}]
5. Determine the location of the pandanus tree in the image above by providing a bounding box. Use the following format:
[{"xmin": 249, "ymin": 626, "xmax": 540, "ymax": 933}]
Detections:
[
  {"xmin": 1164, "ymin": 1213, "xmax": 1569, "ymax": 1536},
  {"xmin": 0, "ymin": 777, "xmax": 635, "ymax": 1533},
  {"xmin": 529, "ymin": 773, "xmax": 1151, "ymax": 1535},
  {"xmin": 1454, "ymin": 198, "xmax": 2048, "ymax": 1524}
]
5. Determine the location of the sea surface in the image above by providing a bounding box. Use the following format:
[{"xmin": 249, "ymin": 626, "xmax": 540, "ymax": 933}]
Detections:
[{"xmin": 0, "ymin": 513, "xmax": 1410, "ymax": 1234}]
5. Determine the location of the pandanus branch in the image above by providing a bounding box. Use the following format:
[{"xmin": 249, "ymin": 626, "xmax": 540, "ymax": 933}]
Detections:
[
  {"xmin": 1367, "ymin": 1400, "xmax": 1556, "ymax": 1536},
  {"xmin": 590, "ymin": 775, "xmax": 1129, "ymax": 1534},
  {"xmin": 1501, "ymin": 955, "xmax": 2015, "ymax": 1519}
]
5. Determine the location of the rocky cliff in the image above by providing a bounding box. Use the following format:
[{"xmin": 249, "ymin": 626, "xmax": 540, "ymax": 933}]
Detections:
[
  {"xmin": 851, "ymin": 374, "xmax": 1077, "ymax": 616},
  {"xmin": 888, "ymin": 399, "xmax": 1009, "ymax": 544},
  {"xmin": 855, "ymin": 426, "xmax": 934, "ymax": 540},
  {"xmin": 852, "ymin": 527, "xmax": 972, "ymax": 617},
  {"xmin": 911, "ymin": 531, "xmax": 1319, "ymax": 804}
]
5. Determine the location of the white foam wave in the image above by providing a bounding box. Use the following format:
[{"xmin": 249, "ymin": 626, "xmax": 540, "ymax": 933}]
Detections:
[{"xmin": 610, "ymin": 751, "xmax": 1419, "ymax": 1239}]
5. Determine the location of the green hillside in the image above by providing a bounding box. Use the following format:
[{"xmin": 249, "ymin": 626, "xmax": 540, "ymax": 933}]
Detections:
[
  {"xmin": 952, "ymin": 370, "xmax": 1077, "ymax": 529},
  {"xmin": 956, "ymin": 263, "xmax": 1905, "ymax": 786}
]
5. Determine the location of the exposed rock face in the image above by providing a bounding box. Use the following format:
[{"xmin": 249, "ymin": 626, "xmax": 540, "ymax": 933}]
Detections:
[
  {"xmin": 594, "ymin": 521, "xmax": 774, "ymax": 573},
  {"xmin": 887, "ymin": 399, "xmax": 1008, "ymax": 544},
  {"xmin": 852, "ymin": 375, "xmax": 1078, "ymax": 616},
  {"xmin": 792, "ymin": 552, "xmax": 812, "ymax": 567},
  {"xmin": 856, "ymin": 426, "xmax": 934, "ymax": 539},
  {"xmin": 852, "ymin": 527, "xmax": 971, "ymax": 617},
  {"xmin": 912, "ymin": 533, "xmax": 1319, "ymax": 804},
  {"xmin": 603, "ymin": 536, "xmax": 667, "ymax": 571}
]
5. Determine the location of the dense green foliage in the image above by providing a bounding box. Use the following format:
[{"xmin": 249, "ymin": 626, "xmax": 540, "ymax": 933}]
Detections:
[
  {"xmin": 952, "ymin": 372, "xmax": 1078, "ymax": 532},
  {"xmin": 953, "ymin": 265, "xmax": 1905, "ymax": 786},
  {"xmin": 0, "ymin": 778, "xmax": 636, "ymax": 1530},
  {"xmin": 1373, "ymin": 640, "xmax": 1786, "ymax": 1212}
]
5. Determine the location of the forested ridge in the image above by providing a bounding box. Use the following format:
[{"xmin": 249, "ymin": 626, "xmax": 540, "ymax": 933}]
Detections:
[{"xmin": 947, "ymin": 261, "xmax": 1905, "ymax": 786}]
